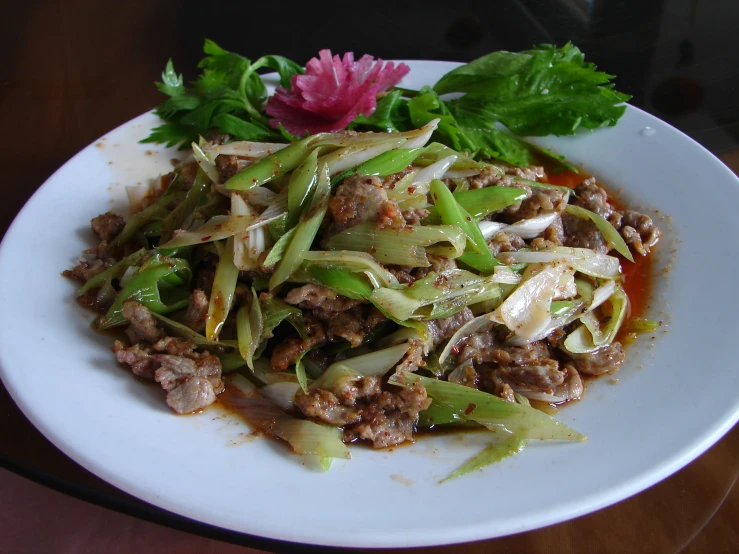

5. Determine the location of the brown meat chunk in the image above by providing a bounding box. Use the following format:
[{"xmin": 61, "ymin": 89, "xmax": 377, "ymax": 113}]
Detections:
[
  {"xmin": 121, "ymin": 301, "xmax": 165, "ymax": 344},
  {"xmin": 215, "ymin": 154, "xmax": 250, "ymax": 182},
  {"xmin": 573, "ymin": 178, "xmax": 613, "ymax": 217},
  {"xmin": 165, "ymin": 377, "xmax": 217, "ymax": 414},
  {"xmin": 182, "ymin": 289, "xmax": 209, "ymax": 333},
  {"xmin": 63, "ymin": 258, "xmax": 109, "ymax": 283},
  {"xmin": 153, "ymin": 352, "xmax": 223, "ymax": 414},
  {"xmin": 498, "ymin": 359, "xmax": 564, "ymax": 390},
  {"xmin": 270, "ymin": 317, "xmax": 327, "ymax": 370},
  {"xmin": 503, "ymin": 188, "xmax": 568, "ymax": 223},
  {"xmin": 562, "ymin": 213, "xmax": 608, "ymax": 253},
  {"xmin": 566, "ymin": 342, "xmax": 625, "ymax": 375},
  {"xmin": 488, "ymin": 232, "xmax": 525, "ymax": 257},
  {"xmin": 91, "ymin": 212, "xmax": 125, "ymax": 242},
  {"xmin": 327, "ymin": 175, "xmax": 404, "ymax": 233},
  {"xmin": 285, "ymin": 284, "xmax": 362, "ymax": 313},
  {"xmin": 427, "ymin": 308, "xmax": 475, "ymax": 349},
  {"xmin": 619, "ymin": 210, "xmax": 661, "ymax": 256},
  {"xmin": 412, "ymin": 254, "xmax": 458, "ymax": 280},
  {"xmin": 402, "ymin": 208, "xmax": 429, "ymax": 226},
  {"xmin": 112, "ymin": 341, "xmax": 158, "ymax": 380}
]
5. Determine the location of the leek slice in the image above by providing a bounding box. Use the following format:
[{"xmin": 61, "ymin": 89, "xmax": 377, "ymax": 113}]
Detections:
[
  {"xmin": 325, "ymin": 223, "xmax": 466, "ymax": 267},
  {"xmin": 440, "ymin": 436, "xmax": 527, "ymax": 484},
  {"xmin": 301, "ymin": 250, "xmax": 398, "ymax": 288},
  {"xmin": 323, "ymin": 343, "xmax": 410, "ymax": 377},
  {"xmin": 152, "ymin": 312, "xmax": 238, "ymax": 349},
  {"xmin": 205, "ymin": 239, "xmax": 239, "ymax": 341},
  {"xmin": 390, "ymin": 372, "xmax": 585, "ymax": 441},
  {"xmin": 424, "ymin": 186, "xmax": 528, "ymax": 224}
]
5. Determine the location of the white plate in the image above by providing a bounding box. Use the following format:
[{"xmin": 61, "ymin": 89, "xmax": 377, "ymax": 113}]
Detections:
[{"xmin": 1, "ymin": 60, "xmax": 738, "ymax": 549}]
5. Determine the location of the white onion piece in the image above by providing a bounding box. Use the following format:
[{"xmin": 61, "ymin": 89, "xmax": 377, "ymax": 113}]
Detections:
[
  {"xmin": 479, "ymin": 221, "xmax": 508, "ymax": 239},
  {"xmin": 260, "ymin": 382, "xmax": 300, "ymax": 411},
  {"xmin": 499, "ymin": 251, "xmax": 580, "ymax": 264},
  {"xmin": 501, "ymin": 247, "xmax": 621, "ymax": 279},
  {"xmin": 403, "ymin": 118, "xmax": 439, "ymax": 149},
  {"xmin": 443, "ymin": 168, "xmax": 484, "ymax": 178},
  {"xmin": 259, "ymin": 189, "xmax": 288, "ymax": 220},
  {"xmin": 118, "ymin": 266, "xmax": 138, "ymax": 289},
  {"xmin": 242, "ymin": 186, "xmax": 277, "ymax": 208},
  {"xmin": 231, "ymin": 193, "xmax": 258, "ymax": 271},
  {"xmin": 202, "ymin": 141, "xmax": 288, "ymax": 158},
  {"xmin": 326, "ymin": 343, "xmax": 410, "ymax": 377},
  {"xmin": 125, "ymin": 185, "xmax": 149, "ymax": 214},
  {"xmin": 553, "ymin": 268, "xmax": 577, "ymax": 300},
  {"xmin": 495, "ymin": 262, "xmax": 568, "ymax": 340},
  {"xmin": 492, "ymin": 265, "xmax": 522, "ymax": 285},
  {"xmin": 586, "ymin": 280, "xmax": 616, "ymax": 312},
  {"xmin": 412, "ymin": 155, "xmax": 458, "ymax": 188},
  {"xmin": 504, "ymin": 213, "xmax": 559, "ymax": 239}
]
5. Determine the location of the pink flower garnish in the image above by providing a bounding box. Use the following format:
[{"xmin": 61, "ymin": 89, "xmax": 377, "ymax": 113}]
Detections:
[{"xmin": 265, "ymin": 50, "xmax": 410, "ymax": 136}]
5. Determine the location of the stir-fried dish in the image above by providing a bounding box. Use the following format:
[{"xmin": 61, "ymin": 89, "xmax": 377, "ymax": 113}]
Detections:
[{"xmin": 64, "ymin": 42, "xmax": 662, "ymax": 479}]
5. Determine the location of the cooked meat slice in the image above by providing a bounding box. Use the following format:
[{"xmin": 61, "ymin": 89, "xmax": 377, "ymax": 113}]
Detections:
[
  {"xmin": 427, "ymin": 308, "xmax": 475, "ymax": 349},
  {"xmin": 487, "ymin": 232, "xmax": 525, "ymax": 257},
  {"xmin": 470, "ymin": 165, "xmax": 508, "ymax": 189},
  {"xmin": 122, "ymin": 301, "xmax": 165, "ymax": 344},
  {"xmin": 270, "ymin": 317, "xmax": 327, "ymax": 370},
  {"xmin": 460, "ymin": 333, "xmax": 551, "ymax": 366},
  {"xmin": 394, "ymin": 339, "xmax": 427, "ymax": 374},
  {"xmin": 503, "ymin": 188, "xmax": 568, "ymax": 222},
  {"xmin": 553, "ymin": 365, "xmax": 584, "ymax": 402},
  {"xmin": 489, "ymin": 375, "xmax": 516, "ymax": 402},
  {"xmin": 182, "ymin": 289, "xmax": 209, "ymax": 332},
  {"xmin": 285, "ymin": 284, "xmax": 362, "ymax": 313},
  {"xmin": 152, "ymin": 336, "xmax": 197, "ymax": 356},
  {"xmin": 573, "ymin": 178, "xmax": 613, "ymax": 217},
  {"xmin": 497, "ymin": 359, "xmax": 565, "ymax": 390},
  {"xmin": 619, "ymin": 210, "xmax": 661, "ymax": 256},
  {"xmin": 327, "ymin": 175, "xmax": 404, "ymax": 233},
  {"xmin": 112, "ymin": 341, "xmax": 158, "ymax": 380},
  {"xmin": 165, "ymin": 377, "xmax": 217, "ymax": 414},
  {"xmin": 386, "ymin": 266, "xmax": 415, "ymax": 284},
  {"xmin": 215, "ymin": 154, "xmax": 251, "ymax": 182},
  {"xmin": 562, "ymin": 213, "xmax": 608, "ymax": 253},
  {"xmin": 91, "ymin": 212, "xmax": 125, "ymax": 242},
  {"xmin": 63, "ymin": 258, "xmax": 109, "ymax": 283},
  {"xmin": 343, "ymin": 384, "xmax": 431, "ymax": 448},
  {"xmin": 448, "ymin": 362, "xmax": 479, "ymax": 389},
  {"xmin": 294, "ymin": 388, "xmax": 364, "ymax": 426},
  {"xmin": 567, "ymin": 342, "xmax": 625, "ymax": 375},
  {"xmin": 402, "ymin": 208, "xmax": 429, "ymax": 226}
]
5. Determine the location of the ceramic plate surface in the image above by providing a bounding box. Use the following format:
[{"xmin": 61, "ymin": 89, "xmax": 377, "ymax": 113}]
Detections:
[{"xmin": 1, "ymin": 61, "xmax": 738, "ymax": 548}]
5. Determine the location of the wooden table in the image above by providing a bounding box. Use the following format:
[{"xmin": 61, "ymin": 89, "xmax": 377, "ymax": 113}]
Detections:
[{"xmin": 2, "ymin": 2, "xmax": 738, "ymax": 552}]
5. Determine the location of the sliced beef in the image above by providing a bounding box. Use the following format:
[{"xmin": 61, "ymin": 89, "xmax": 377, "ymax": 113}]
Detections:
[
  {"xmin": 182, "ymin": 289, "xmax": 209, "ymax": 333},
  {"xmin": 122, "ymin": 301, "xmax": 165, "ymax": 344},
  {"xmin": 393, "ymin": 339, "xmax": 427, "ymax": 374},
  {"xmin": 448, "ymin": 362, "xmax": 479, "ymax": 389},
  {"xmin": 498, "ymin": 359, "xmax": 564, "ymax": 390},
  {"xmin": 91, "ymin": 212, "xmax": 125, "ymax": 242},
  {"xmin": 112, "ymin": 341, "xmax": 159, "ymax": 379},
  {"xmin": 270, "ymin": 317, "xmax": 327, "ymax": 370},
  {"xmin": 327, "ymin": 175, "xmax": 404, "ymax": 233},
  {"xmin": 562, "ymin": 213, "xmax": 608, "ymax": 253},
  {"xmin": 285, "ymin": 284, "xmax": 362, "ymax": 313},
  {"xmin": 215, "ymin": 154, "xmax": 251, "ymax": 182},
  {"xmin": 153, "ymin": 351, "xmax": 223, "ymax": 414},
  {"xmin": 402, "ymin": 207, "xmax": 429, "ymax": 226},
  {"xmin": 412, "ymin": 254, "xmax": 458, "ymax": 280},
  {"xmin": 573, "ymin": 178, "xmax": 613, "ymax": 217},
  {"xmin": 619, "ymin": 210, "xmax": 661, "ymax": 256},
  {"xmin": 488, "ymin": 232, "xmax": 525, "ymax": 257},
  {"xmin": 566, "ymin": 342, "xmax": 625, "ymax": 375},
  {"xmin": 503, "ymin": 188, "xmax": 568, "ymax": 223},
  {"xmin": 427, "ymin": 308, "xmax": 475, "ymax": 349},
  {"xmin": 63, "ymin": 258, "xmax": 110, "ymax": 283}
]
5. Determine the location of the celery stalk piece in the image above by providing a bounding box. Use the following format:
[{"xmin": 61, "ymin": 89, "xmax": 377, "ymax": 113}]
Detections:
[
  {"xmin": 318, "ymin": 137, "xmax": 406, "ymax": 176},
  {"xmin": 440, "ymin": 436, "xmax": 527, "ymax": 484},
  {"xmin": 206, "ymin": 238, "xmax": 240, "ymax": 341},
  {"xmin": 565, "ymin": 204, "xmax": 634, "ymax": 262},
  {"xmin": 287, "ymin": 149, "xmax": 319, "ymax": 229},
  {"xmin": 389, "ymin": 371, "xmax": 585, "ymax": 441},
  {"xmin": 269, "ymin": 163, "xmax": 331, "ymax": 289},
  {"xmin": 224, "ymin": 135, "xmax": 321, "ymax": 190},
  {"xmin": 324, "ymin": 222, "xmax": 466, "ymax": 267},
  {"xmin": 228, "ymin": 375, "xmax": 350, "ymax": 460},
  {"xmin": 236, "ymin": 287, "xmax": 263, "ymax": 370},
  {"xmin": 261, "ymin": 227, "xmax": 296, "ymax": 267},
  {"xmin": 301, "ymin": 250, "xmax": 398, "ymax": 288},
  {"xmin": 424, "ymin": 186, "xmax": 528, "ymax": 224}
]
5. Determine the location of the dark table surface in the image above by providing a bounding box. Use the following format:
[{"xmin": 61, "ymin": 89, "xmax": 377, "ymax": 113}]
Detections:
[{"xmin": 2, "ymin": 1, "xmax": 738, "ymax": 552}]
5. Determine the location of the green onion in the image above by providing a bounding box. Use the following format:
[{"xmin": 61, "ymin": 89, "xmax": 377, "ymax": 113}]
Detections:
[
  {"xmin": 325, "ymin": 222, "xmax": 466, "ymax": 267},
  {"xmin": 224, "ymin": 135, "xmax": 320, "ymax": 190},
  {"xmin": 152, "ymin": 312, "xmax": 238, "ymax": 349},
  {"xmin": 287, "ymin": 149, "xmax": 319, "ymax": 229},
  {"xmin": 389, "ymin": 371, "xmax": 585, "ymax": 441},
  {"xmin": 261, "ymin": 227, "xmax": 296, "ymax": 268},
  {"xmin": 160, "ymin": 169, "xmax": 210, "ymax": 243},
  {"xmin": 206, "ymin": 238, "xmax": 239, "ymax": 341},
  {"xmin": 236, "ymin": 287, "xmax": 263, "ymax": 370},
  {"xmin": 424, "ymin": 186, "xmax": 528, "ymax": 224},
  {"xmin": 301, "ymin": 250, "xmax": 398, "ymax": 288},
  {"xmin": 440, "ymin": 436, "xmax": 527, "ymax": 483},
  {"xmin": 323, "ymin": 343, "xmax": 410, "ymax": 377},
  {"xmin": 269, "ymin": 163, "xmax": 331, "ymax": 289},
  {"xmin": 353, "ymin": 147, "xmax": 424, "ymax": 177}
]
